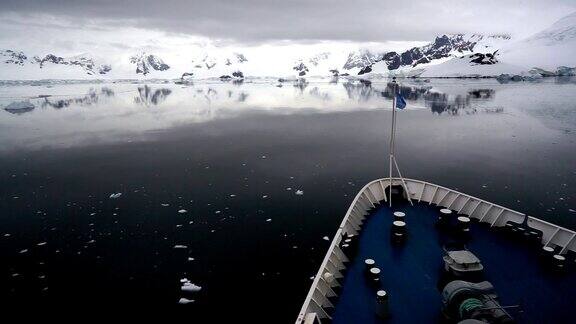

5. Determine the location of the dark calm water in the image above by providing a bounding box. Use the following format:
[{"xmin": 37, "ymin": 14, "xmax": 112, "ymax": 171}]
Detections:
[{"xmin": 1, "ymin": 78, "xmax": 575, "ymax": 320}]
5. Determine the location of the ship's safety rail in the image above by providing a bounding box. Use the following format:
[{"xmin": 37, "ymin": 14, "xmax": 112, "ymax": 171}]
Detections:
[{"xmin": 295, "ymin": 178, "xmax": 576, "ymax": 324}]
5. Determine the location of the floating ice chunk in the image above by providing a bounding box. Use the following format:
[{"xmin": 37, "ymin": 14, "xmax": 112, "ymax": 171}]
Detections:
[
  {"xmin": 178, "ymin": 297, "xmax": 195, "ymax": 304},
  {"xmin": 4, "ymin": 100, "xmax": 35, "ymax": 112},
  {"xmin": 181, "ymin": 282, "xmax": 202, "ymax": 292},
  {"xmin": 180, "ymin": 278, "xmax": 189, "ymax": 283},
  {"xmin": 109, "ymin": 193, "xmax": 122, "ymax": 199},
  {"xmin": 174, "ymin": 245, "xmax": 188, "ymax": 249},
  {"xmin": 295, "ymin": 190, "xmax": 304, "ymax": 195},
  {"xmin": 161, "ymin": 203, "xmax": 170, "ymax": 207},
  {"xmin": 188, "ymin": 257, "xmax": 195, "ymax": 261},
  {"xmin": 323, "ymin": 236, "xmax": 330, "ymax": 241},
  {"xmin": 178, "ymin": 209, "xmax": 188, "ymax": 214},
  {"xmin": 4, "ymin": 233, "xmax": 11, "ymax": 237},
  {"xmin": 266, "ymin": 218, "xmax": 272, "ymax": 222},
  {"xmin": 229, "ymin": 194, "xmax": 236, "ymax": 197},
  {"xmin": 286, "ymin": 187, "xmax": 292, "ymax": 191},
  {"xmin": 37, "ymin": 242, "xmax": 47, "ymax": 246},
  {"xmin": 261, "ymin": 155, "xmax": 267, "ymax": 159},
  {"xmin": 215, "ymin": 210, "xmax": 221, "ymax": 214},
  {"xmin": 87, "ymin": 240, "xmax": 96, "ymax": 244},
  {"xmin": 19, "ymin": 249, "xmax": 28, "ymax": 254},
  {"xmin": 262, "ymin": 195, "xmax": 268, "ymax": 199},
  {"xmin": 569, "ymin": 209, "xmax": 576, "ymax": 213}
]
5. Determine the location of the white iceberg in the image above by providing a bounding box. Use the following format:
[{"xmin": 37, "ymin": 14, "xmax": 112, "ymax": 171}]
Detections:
[
  {"xmin": 178, "ymin": 297, "xmax": 195, "ymax": 304},
  {"xmin": 4, "ymin": 100, "xmax": 35, "ymax": 113},
  {"xmin": 109, "ymin": 193, "xmax": 122, "ymax": 199},
  {"xmin": 181, "ymin": 282, "xmax": 202, "ymax": 292}
]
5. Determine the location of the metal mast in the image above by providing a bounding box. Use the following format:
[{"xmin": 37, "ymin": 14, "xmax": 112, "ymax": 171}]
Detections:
[{"xmin": 388, "ymin": 77, "xmax": 413, "ymax": 206}]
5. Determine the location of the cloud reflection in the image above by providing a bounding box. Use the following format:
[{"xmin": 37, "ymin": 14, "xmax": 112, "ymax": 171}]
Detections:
[{"xmin": 0, "ymin": 78, "xmax": 524, "ymax": 151}]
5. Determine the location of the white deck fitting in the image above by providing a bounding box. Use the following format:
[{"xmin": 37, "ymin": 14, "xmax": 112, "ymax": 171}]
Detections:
[{"xmin": 295, "ymin": 178, "xmax": 576, "ymax": 324}]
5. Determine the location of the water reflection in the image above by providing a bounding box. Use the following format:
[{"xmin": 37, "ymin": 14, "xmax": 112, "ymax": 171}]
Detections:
[
  {"xmin": 0, "ymin": 78, "xmax": 574, "ymax": 151},
  {"xmin": 134, "ymin": 86, "xmax": 172, "ymax": 106},
  {"xmin": 42, "ymin": 87, "xmax": 115, "ymax": 109}
]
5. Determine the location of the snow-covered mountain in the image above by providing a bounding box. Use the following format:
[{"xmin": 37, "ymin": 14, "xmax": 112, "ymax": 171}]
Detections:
[
  {"xmin": 369, "ymin": 34, "xmax": 511, "ymax": 76},
  {"xmin": 419, "ymin": 12, "xmax": 576, "ymax": 77},
  {"xmin": 188, "ymin": 52, "xmax": 249, "ymax": 78},
  {"xmin": 0, "ymin": 50, "xmax": 112, "ymax": 78},
  {"xmin": 1, "ymin": 12, "xmax": 575, "ymax": 80},
  {"xmin": 129, "ymin": 52, "xmax": 170, "ymax": 75}
]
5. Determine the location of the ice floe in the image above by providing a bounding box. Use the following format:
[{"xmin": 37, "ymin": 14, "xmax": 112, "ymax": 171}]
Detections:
[
  {"xmin": 181, "ymin": 280, "xmax": 202, "ymax": 292},
  {"xmin": 178, "ymin": 297, "xmax": 195, "ymax": 304},
  {"xmin": 323, "ymin": 236, "xmax": 330, "ymax": 241},
  {"xmin": 4, "ymin": 100, "xmax": 35, "ymax": 112},
  {"xmin": 178, "ymin": 209, "xmax": 188, "ymax": 214},
  {"xmin": 174, "ymin": 244, "xmax": 188, "ymax": 249},
  {"xmin": 295, "ymin": 190, "xmax": 304, "ymax": 195},
  {"xmin": 109, "ymin": 193, "xmax": 122, "ymax": 199}
]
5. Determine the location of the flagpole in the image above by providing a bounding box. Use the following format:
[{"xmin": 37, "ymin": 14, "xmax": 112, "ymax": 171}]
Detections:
[{"xmin": 388, "ymin": 79, "xmax": 397, "ymax": 206}]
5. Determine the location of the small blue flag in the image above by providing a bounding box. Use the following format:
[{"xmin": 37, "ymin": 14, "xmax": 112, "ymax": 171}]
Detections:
[{"xmin": 396, "ymin": 93, "xmax": 406, "ymax": 109}]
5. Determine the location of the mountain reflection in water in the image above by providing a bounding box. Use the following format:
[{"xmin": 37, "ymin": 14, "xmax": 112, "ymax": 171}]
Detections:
[{"xmin": 1, "ymin": 77, "xmax": 575, "ymax": 151}]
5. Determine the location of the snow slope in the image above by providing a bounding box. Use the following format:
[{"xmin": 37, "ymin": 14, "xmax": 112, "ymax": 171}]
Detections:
[
  {"xmin": 420, "ymin": 12, "xmax": 576, "ymax": 77},
  {"xmin": 420, "ymin": 54, "xmax": 525, "ymax": 78},
  {"xmin": 499, "ymin": 12, "xmax": 576, "ymax": 70}
]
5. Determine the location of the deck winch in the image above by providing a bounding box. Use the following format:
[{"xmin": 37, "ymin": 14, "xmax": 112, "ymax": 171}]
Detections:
[{"xmin": 442, "ymin": 280, "xmax": 514, "ymax": 323}]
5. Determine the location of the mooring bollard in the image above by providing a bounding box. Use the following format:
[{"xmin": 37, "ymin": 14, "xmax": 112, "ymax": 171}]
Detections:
[
  {"xmin": 375, "ymin": 290, "xmax": 389, "ymax": 318},
  {"xmin": 457, "ymin": 216, "xmax": 471, "ymax": 233},
  {"xmin": 528, "ymin": 230, "xmax": 542, "ymax": 245},
  {"xmin": 541, "ymin": 246, "xmax": 555, "ymax": 264},
  {"xmin": 438, "ymin": 208, "xmax": 452, "ymax": 225},
  {"xmin": 553, "ymin": 254, "xmax": 566, "ymax": 270},
  {"xmin": 391, "ymin": 220, "xmax": 407, "ymax": 242},
  {"xmin": 393, "ymin": 211, "xmax": 405, "ymax": 222},
  {"xmin": 368, "ymin": 267, "xmax": 381, "ymax": 286},
  {"xmin": 364, "ymin": 258, "xmax": 375, "ymax": 275}
]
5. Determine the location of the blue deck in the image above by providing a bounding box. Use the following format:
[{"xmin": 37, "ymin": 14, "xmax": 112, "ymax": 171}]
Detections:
[{"xmin": 331, "ymin": 201, "xmax": 576, "ymax": 324}]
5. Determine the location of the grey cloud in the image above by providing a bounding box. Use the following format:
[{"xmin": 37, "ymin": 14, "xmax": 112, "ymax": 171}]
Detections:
[{"xmin": 1, "ymin": 0, "xmax": 575, "ymax": 43}]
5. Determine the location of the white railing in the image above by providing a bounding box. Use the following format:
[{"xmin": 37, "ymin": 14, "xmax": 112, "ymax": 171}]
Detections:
[{"xmin": 295, "ymin": 177, "xmax": 576, "ymax": 324}]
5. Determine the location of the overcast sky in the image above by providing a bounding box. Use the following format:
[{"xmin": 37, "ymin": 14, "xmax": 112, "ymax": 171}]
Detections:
[{"xmin": 0, "ymin": 0, "xmax": 575, "ymax": 54}]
